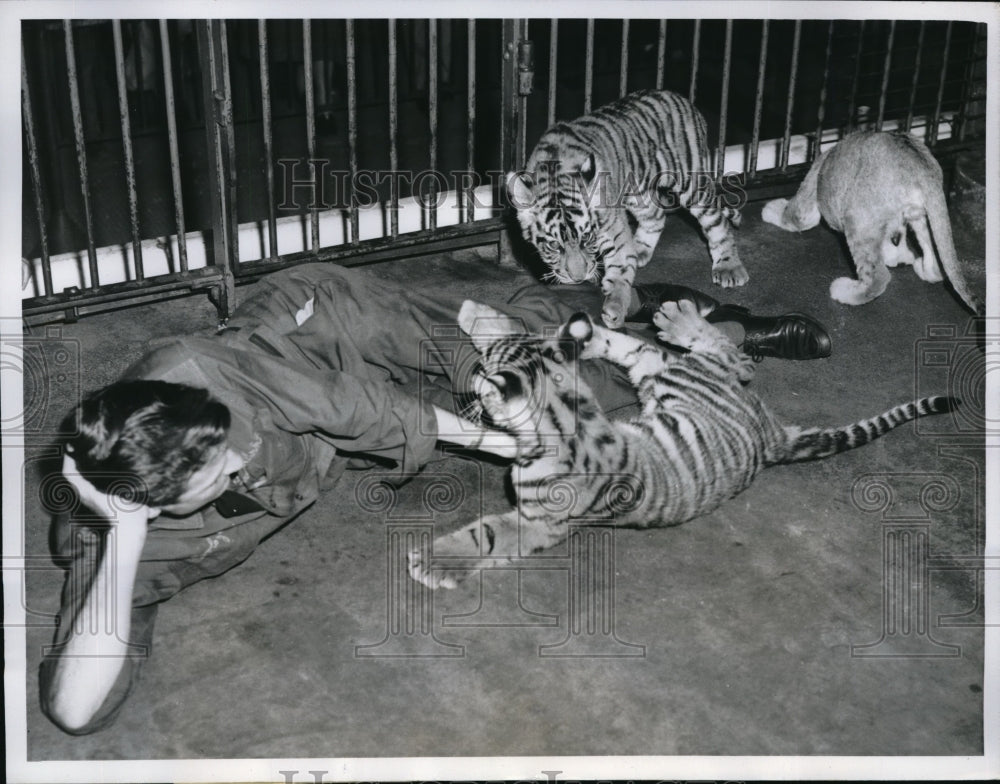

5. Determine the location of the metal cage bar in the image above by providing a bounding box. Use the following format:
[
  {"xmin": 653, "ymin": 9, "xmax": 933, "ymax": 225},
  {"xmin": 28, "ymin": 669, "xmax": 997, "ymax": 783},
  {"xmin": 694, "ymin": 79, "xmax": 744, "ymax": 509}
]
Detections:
[
  {"xmin": 465, "ymin": 19, "xmax": 477, "ymax": 223},
  {"xmin": 21, "ymin": 45, "xmax": 52, "ymax": 296},
  {"xmin": 548, "ymin": 19, "xmax": 558, "ymax": 126},
  {"xmin": 929, "ymin": 21, "xmax": 953, "ymax": 146},
  {"xmin": 346, "ymin": 20, "xmax": 360, "ymax": 244},
  {"xmin": 715, "ymin": 19, "xmax": 733, "ymax": 178},
  {"xmin": 779, "ymin": 20, "xmax": 802, "ymax": 172},
  {"xmin": 584, "ymin": 19, "xmax": 594, "ymax": 114},
  {"xmin": 688, "ymin": 19, "xmax": 701, "ymax": 103},
  {"xmin": 63, "ymin": 21, "xmax": 99, "ymax": 285},
  {"xmin": 302, "ymin": 20, "xmax": 319, "ymax": 252},
  {"xmin": 619, "ymin": 19, "xmax": 629, "ymax": 97},
  {"xmin": 111, "ymin": 21, "xmax": 144, "ymax": 281},
  {"xmin": 903, "ymin": 21, "xmax": 926, "ymax": 133},
  {"xmin": 160, "ymin": 20, "xmax": 188, "ymax": 272},
  {"xmin": 957, "ymin": 23, "xmax": 986, "ymax": 142},
  {"xmin": 198, "ymin": 19, "xmax": 237, "ymax": 317},
  {"xmin": 388, "ymin": 20, "xmax": 400, "ymax": 239},
  {"xmin": 747, "ymin": 19, "xmax": 769, "ymax": 178},
  {"xmin": 813, "ymin": 19, "xmax": 835, "ymax": 159},
  {"xmin": 875, "ymin": 20, "xmax": 896, "ymax": 131},
  {"xmin": 655, "ymin": 20, "xmax": 666, "ymax": 90},
  {"xmin": 258, "ymin": 20, "xmax": 278, "ymax": 261},
  {"xmin": 427, "ymin": 20, "xmax": 439, "ymax": 231},
  {"xmin": 846, "ymin": 20, "xmax": 866, "ymax": 128}
]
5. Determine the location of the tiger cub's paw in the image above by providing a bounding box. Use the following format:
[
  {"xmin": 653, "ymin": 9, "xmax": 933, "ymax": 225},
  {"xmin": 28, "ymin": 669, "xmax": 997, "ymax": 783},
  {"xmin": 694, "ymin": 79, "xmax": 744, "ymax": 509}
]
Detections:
[
  {"xmin": 653, "ymin": 299, "xmax": 711, "ymax": 349},
  {"xmin": 407, "ymin": 520, "xmax": 496, "ymax": 590},
  {"xmin": 601, "ymin": 287, "xmax": 631, "ymax": 330},
  {"xmin": 711, "ymin": 257, "xmax": 750, "ymax": 289},
  {"xmin": 407, "ymin": 548, "xmax": 466, "ymax": 590}
]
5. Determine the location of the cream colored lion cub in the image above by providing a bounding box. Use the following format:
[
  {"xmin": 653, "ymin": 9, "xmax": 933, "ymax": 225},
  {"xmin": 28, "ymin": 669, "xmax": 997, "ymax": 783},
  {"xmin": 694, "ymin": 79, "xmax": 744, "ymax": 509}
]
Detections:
[{"xmin": 762, "ymin": 130, "xmax": 980, "ymax": 314}]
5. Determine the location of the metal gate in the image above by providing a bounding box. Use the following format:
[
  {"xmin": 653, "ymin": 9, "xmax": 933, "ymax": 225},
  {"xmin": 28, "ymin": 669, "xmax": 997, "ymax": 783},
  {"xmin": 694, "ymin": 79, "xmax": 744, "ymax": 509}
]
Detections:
[{"xmin": 21, "ymin": 17, "xmax": 987, "ymax": 325}]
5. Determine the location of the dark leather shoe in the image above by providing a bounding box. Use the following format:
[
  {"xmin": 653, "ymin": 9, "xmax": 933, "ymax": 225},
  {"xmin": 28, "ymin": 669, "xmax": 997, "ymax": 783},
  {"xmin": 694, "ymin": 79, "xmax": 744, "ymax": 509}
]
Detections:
[
  {"xmin": 628, "ymin": 283, "xmax": 721, "ymax": 322},
  {"xmin": 720, "ymin": 308, "xmax": 832, "ymax": 361}
]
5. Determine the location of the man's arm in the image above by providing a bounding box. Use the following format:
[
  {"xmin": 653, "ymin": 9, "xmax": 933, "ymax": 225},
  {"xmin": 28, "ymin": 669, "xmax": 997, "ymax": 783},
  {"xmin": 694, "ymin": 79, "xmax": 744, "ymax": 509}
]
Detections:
[
  {"xmin": 44, "ymin": 455, "xmax": 152, "ymax": 731},
  {"xmin": 431, "ymin": 405, "xmax": 519, "ymax": 459}
]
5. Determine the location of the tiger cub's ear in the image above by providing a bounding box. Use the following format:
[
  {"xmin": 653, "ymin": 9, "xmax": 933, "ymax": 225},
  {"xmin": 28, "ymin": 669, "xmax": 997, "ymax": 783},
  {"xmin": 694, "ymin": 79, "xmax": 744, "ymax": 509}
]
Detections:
[
  {"xmin": 506, "ymin": 171, "xmax": 534, "ymax": 210},
  {"xmin": 458, "ymin": 300, "xmax": 527, "ymax": 351},
  {"xmin": 579, "ymin": 153, "xmax": 597, "ymax": 183}
]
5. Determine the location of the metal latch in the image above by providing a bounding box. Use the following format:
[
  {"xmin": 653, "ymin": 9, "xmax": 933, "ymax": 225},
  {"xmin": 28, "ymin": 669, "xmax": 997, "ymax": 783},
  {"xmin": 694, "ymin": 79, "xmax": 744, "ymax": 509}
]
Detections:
[{"xmin": 517, "ymin": 41, "xmax": 535, "ymax": 96}]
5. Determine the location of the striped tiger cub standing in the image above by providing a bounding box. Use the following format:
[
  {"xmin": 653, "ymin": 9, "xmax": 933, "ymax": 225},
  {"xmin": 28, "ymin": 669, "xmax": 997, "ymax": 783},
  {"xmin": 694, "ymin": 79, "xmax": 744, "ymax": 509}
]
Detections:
[
  {"xmin": 408, "ymin": 298, "xmax": 956, "ymax": 589},
  {"xmin": 507, "ymin": 89, "xmax": 746, "ymax": 330}
]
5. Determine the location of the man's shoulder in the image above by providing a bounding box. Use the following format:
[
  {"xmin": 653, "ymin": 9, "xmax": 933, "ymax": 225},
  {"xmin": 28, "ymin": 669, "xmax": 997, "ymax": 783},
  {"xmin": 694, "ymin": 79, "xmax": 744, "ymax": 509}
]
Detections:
[{"xmin": 124, "ymin": 336, "xmax": 228, "ymax": 386}]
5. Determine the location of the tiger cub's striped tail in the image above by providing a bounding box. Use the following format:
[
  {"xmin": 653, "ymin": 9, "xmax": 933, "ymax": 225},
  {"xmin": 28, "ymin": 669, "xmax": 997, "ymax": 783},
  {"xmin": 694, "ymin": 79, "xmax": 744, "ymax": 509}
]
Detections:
[{"xmin": 781, "ymin": 396, "xmax": 958, "ymax": 463}]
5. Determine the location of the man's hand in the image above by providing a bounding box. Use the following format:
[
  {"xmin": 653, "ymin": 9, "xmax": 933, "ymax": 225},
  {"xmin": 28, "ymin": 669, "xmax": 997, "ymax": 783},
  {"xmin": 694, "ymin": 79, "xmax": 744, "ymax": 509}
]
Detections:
[{"xmin": 62, "ymin": 452, "xmax": 161, "ymax": 521}]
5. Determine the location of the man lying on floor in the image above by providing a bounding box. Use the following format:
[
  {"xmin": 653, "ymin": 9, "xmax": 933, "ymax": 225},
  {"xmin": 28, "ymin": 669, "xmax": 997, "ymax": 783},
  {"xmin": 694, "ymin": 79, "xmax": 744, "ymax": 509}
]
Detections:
[{"xmin": 40, "ymin": 262, "xmax": 831, "ymax": 734}]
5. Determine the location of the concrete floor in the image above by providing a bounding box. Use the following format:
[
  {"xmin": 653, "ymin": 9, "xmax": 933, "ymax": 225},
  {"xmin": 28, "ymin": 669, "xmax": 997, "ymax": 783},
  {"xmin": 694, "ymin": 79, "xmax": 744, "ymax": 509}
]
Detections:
[{"xmin": 20, "ymin": 197, "xmax": 987, "ymax": 761}]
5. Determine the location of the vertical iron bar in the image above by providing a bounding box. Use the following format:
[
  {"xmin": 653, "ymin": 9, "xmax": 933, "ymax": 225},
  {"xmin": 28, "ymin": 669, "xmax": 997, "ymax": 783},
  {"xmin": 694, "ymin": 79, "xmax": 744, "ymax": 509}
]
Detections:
[
  {"xmin": 21, "ymin": 45, "xmax": 52, "ymax": 296},
  {"xmin": 956, "ymin": 23, "xmax": 984, "ymax": 142},
  {"xmin": 903, "ymin": 21, "xmax": 926, "ymax": 133},
  {"xmin": 63, "ymin": 21, "xmax": 99, "ymax": 286},
  {"xmin": 929, "ymin": 21, "xmax": 953, "ymax": 146},
  {"xmin": 466, "ymin": 19, "xmax": 476, "ymax": 222},
  {"xmin": 258, "ymin": 20, "xmax": 278, "ymax": 260},
  {"xmin": 219, "ymin": 21, "xmax": 237, "ymax": 273},
  {"xmin": 548, "ymin": 19, "xmax": 558, "ymax": 126},
  {"xmin": 198, "ymin": 20, "xmax": 237, "ymax": 316},
  {"xmin": 428, "ymin": 19, "xmax": 439, "ymax": 231},
  {"xmin": 285, "ymin": 22, "xmax": 295, "ymax": 101},
  {"xmin": 876, "ymin": 20, "xmax": 895, "ymax": 131},
  {"xmin": 847, "ymin": 20, "xmax": 866, "ymax": 128},
  {"xmin": 655, "ymin": 20, "xmax": 666, "ymax": 90},
  {"xmin": 584, "ymin": 19, "xmax": 594, "ymax": 114},
  {"xmin": 500, "ymin": 20, "xmax": 527, "ymax": 180},
  {"xmin": 159, "ymin": 20, "xmax": 188, "ymax": 272},
  {"xmin": 748, "ymin": 20, "xmax": 769, "ymax": 177},
  {"xmin": 388, "ymin": 20, "xmax": 399, "ymax": 238},
  {"xmin": 689, "ymin": 19, "xmax": 701, "ymax": 103},
  {"xmin": 518, "ymin": 20, "xmax": 530, "ymax": 171},
  {"xmin": 619, "ymin": 19, "xmax": 629, "ymax": 97},
  {"xmin": 813, "ymin": 20, "xmax": 835, "ymax": 158},
  {"xmin": 779, "ymin": 20, "xmax": 802, "ymax": 172},
  {"xmin": 715, "ymin": 19, "xmax": 732, "ymax": 178},
  {"xmin": 302, "ymin": 20, "xmax": 319, "ymax": 252},
  {"xmin": 112, "ymin": 21, "xmax": 143, "ymax": 281},
  {"xmin": 346, "ymin": 20, "xmax": 359, "ymax": 244},
  {"xmin": 135, "ymin": 22, "xmax": 148, "ymax": 127}
]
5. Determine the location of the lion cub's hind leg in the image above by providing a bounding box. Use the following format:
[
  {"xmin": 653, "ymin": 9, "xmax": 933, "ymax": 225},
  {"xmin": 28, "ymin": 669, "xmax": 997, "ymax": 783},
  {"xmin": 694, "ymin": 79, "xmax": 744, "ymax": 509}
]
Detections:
[
  {"xmin": 761, "ymin": 152, "xmax": 823, "ymax": 232},
  {"xmin": 830, "ymin": 216, "xmax": 893, "ymax": 306}
]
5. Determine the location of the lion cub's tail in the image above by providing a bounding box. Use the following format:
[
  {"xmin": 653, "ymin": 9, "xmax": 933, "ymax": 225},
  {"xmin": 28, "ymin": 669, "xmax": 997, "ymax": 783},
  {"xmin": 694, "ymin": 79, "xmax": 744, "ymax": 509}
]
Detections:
[{"xmin": 906, "ymin": 188, "xmax": 982, "ymax": 315}]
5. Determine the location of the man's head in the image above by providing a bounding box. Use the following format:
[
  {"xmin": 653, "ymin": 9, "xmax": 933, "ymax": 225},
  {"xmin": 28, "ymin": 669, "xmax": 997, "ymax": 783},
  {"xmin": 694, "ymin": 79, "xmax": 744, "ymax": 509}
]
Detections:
[{"xmin": 68, "ymin": 380, "xmax": 232, "ymax": 510}]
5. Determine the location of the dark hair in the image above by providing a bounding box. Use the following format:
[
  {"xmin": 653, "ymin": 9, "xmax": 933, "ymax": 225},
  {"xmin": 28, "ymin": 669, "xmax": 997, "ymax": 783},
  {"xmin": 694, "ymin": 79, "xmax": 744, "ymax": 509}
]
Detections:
[{"xmin": 68, "ymin": 380, "xmax": 230, "ymax": 506}]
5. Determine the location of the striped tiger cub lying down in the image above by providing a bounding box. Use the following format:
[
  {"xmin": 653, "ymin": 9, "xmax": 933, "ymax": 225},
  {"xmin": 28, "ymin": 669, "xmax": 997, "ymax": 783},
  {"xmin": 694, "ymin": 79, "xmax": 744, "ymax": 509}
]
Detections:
[{"xmin": 408, "ymin": 298, "xmax": 956, "ymax": 589}]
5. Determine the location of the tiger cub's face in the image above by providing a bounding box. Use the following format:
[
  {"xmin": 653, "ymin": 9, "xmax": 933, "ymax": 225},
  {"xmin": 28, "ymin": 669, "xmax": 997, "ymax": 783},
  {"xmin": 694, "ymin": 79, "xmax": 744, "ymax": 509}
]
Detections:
[
  {"xmin": 458, "ymin": 300, "xmax": 587, "ymax": 462},
  {"xmin": 507, "ymin": 155, "xmax": 604, "ymax": 285}
]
